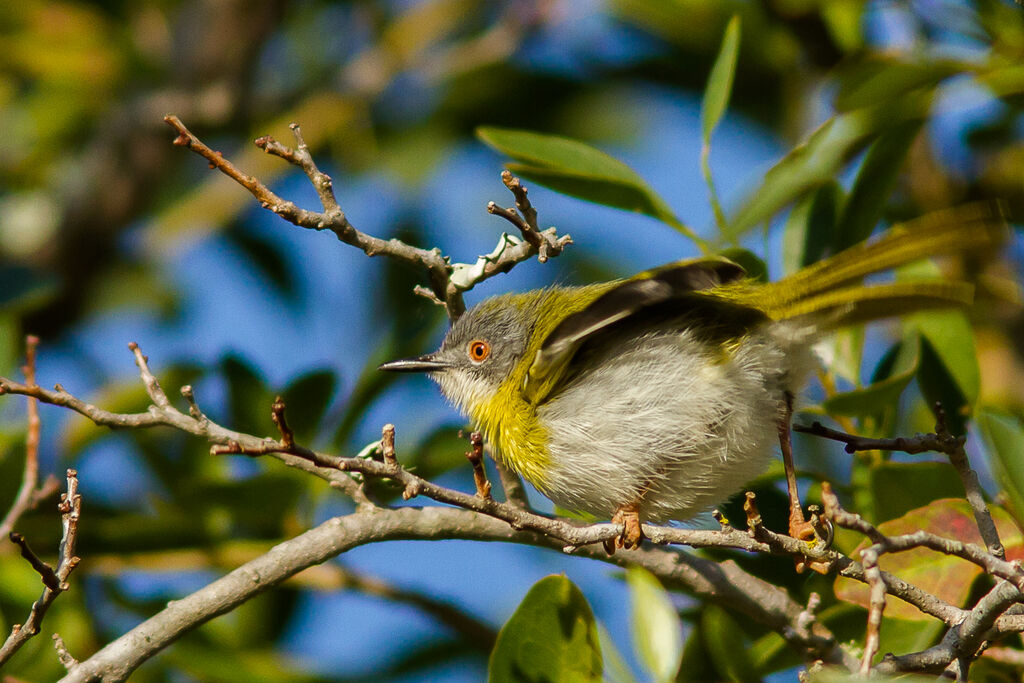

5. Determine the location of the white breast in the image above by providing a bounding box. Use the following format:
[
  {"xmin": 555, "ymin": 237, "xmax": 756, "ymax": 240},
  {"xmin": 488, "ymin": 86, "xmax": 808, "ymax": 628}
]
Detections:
[{"xmin": 536, "ymin": 322, "xmax": 817, "ymax": 522}]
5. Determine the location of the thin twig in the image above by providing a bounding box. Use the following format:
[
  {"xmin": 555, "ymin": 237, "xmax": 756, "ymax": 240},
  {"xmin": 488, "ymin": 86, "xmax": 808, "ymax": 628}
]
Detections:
[
  {"xmin": 799, "ymin": 405, "xmax": 1005, "ymax": 559},
  {"xmin": 465, "ymin": 431, "xmax": 492, "ymax": 501},
  {"xmin": 52, "ymin": 632, "xmax": 78, "ymax": 670},
  {"xmin": 165, "ymin": 117, "xmax": 570, "ymax": 319},
  {"xmin": 381, "ymin": 423, "xmax": 397, "ymax": 467},
  {"xmin": 0, "ymin": 470, "xmax": 83, "ymax": 667},
  {"xmin": 822, "ymin": 482, "xmax": 1024, "ymax": 677},
  {"xmin": 494, "ymin": 461, "xmax": 530, "ymax": 509},
  {"xmin": 0, "ymin": 336, "xmax": 43, "ymax": 540},
  {"xmin": 9, "ymin": 532, "xmax": 60, "ymax": 590},
  {"xmin": 0, "ymin": 357, "xmax": 965, "ymax": 629}
]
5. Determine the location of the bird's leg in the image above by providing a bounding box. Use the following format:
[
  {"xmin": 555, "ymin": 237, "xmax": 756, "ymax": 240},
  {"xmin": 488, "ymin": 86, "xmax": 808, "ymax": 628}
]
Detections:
[
  {"xmin": 603, "ymin": 500, "xmax": 644, "ymax": 554},
  {"xmin": 779, "ymin": 393, "xmax": 831, "ymax": 574},
  {"xmin": 779, "ymin": 392, "xmax": 814, "ymax": 543}
]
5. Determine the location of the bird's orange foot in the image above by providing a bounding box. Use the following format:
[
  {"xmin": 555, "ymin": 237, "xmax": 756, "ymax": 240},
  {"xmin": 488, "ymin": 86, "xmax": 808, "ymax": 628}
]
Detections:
[
  {"xmin": 603, "ymin": 502, "xmax": 644, "ymax": 554},
  {"xmin": 790, "ymin": 508, "xmax": 831, "ymax": 574}
]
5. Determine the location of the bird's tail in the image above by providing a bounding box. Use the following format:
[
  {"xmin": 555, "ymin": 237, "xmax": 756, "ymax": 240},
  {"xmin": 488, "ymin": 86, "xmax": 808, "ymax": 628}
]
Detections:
[{"xmin": 734, "ymin": 202, "xmax": 1007, "ymax": 328}]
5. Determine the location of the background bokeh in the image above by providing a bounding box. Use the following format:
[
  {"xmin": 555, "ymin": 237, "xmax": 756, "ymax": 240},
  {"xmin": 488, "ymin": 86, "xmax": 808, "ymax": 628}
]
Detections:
[{"xmin": 1, "ymin": 0, "xmax": 1023, "ymax": 680}]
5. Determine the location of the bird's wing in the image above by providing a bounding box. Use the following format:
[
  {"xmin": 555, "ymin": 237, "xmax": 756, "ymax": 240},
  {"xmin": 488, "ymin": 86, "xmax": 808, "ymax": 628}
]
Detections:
[{"xmin": 522, "ymin": 257, "xmax": 754, "ymax": 405}]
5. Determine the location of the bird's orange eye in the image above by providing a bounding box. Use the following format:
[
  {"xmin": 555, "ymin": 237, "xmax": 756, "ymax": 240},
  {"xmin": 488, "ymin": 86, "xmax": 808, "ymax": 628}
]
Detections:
[{"xmin": 468, "ymin": 340, "xmax": 490, "ymax": 363}]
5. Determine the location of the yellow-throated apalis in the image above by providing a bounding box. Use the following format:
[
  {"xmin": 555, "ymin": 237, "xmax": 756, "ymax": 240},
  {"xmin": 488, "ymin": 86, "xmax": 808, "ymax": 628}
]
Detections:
[{"xmin": 379, "ymin": 204, "xmax": 1005, "ymax": 552}]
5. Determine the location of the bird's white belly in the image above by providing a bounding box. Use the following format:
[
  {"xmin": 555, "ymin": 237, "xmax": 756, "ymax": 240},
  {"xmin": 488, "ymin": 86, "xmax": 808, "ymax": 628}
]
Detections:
[{"xmin": 535, "ymin": 324, "xmax": 815, "ymax": 521}]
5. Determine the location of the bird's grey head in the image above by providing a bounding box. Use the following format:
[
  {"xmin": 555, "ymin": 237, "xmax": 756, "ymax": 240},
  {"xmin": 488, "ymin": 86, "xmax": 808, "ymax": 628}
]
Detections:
[{"xmin": 378, "ymin": 293, "xmax": 535, "ymax": 414}]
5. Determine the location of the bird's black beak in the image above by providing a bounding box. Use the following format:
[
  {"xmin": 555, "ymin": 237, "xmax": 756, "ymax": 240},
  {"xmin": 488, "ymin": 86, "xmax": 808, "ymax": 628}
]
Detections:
[{"xmin": 377, "ymin": 355, "xmax": 450, "ymax": 373}]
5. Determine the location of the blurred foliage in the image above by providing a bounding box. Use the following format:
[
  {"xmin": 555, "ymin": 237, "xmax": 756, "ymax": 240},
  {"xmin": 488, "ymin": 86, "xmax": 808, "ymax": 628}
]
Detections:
[{"xmin": 1, "ymin": 0, "xmax": 1023, "ymax": 681}]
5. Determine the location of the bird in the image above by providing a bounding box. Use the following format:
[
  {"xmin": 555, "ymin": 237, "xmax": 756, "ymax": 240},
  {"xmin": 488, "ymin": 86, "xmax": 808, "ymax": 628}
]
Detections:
[{"xmin": 379, "ymin": 204, "xmax": 1005, "ymax": 554}]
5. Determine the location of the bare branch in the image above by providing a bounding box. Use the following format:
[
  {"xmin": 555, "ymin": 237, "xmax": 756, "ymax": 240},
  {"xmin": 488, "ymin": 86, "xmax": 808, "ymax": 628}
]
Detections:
[
  {"xmin": 164, "ymin": 117, "xmax": 571, "ymax": 320},
  {"xmin": 0, "ymin": 336, "xmax": 44, "ymax": 540},
  {"xmin": 55, "ymin": 505, "xmax": 854, "ymax": 682},
  {"xmin": 465, "ymin": 431, "xmax": 492, "ymax": 500},
  {"xmin": 0, "ymin": 470, "xmax": 83, "ymax": 667},
  {"xmin": 494, "ymin": 460, "xmax": 530, "ymax": 509},
  {"xmin": 799, "ymin": 404, "xmax": 1005, "ymax": 559},
  {"xmin": 822, "ymin": 482, "xmax": 1024, "ymax": 677},
  {"xmin": 0, "ymin": 344, "xmax": 364, "ymax": 500}
]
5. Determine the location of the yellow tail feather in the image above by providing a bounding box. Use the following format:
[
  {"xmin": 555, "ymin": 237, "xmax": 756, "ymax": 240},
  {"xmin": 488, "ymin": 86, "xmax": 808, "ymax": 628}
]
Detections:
[
  {"xmin": 721, "ymin": 202, "xmax": 1006, "ymax": 323},
  {"xmin": 753, "ymin": 202, "xmax": 1005, "ymax": 314},
  {"xmin": 762, "ymin": 280, "xmax": 974, "ymax": 328}
]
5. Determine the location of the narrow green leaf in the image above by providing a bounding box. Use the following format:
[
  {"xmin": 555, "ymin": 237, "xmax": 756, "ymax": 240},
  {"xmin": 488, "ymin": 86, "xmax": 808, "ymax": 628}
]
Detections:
[
  {"xmin": 978, "ymin": 408, "xmax": 1024, "ymax": 525},
  {"xmin": 834, "ymin": 56, "xmax": 961, "ymax": 113},
  {"xmin": 489, "ymin": 575, "xmax": 602, "ymax": 683},
  {"xmin": 627, "ymin": 566, "xmax": 682, "ymax": 683},
  {"xmin": 824, "ymin": 335, "xmax": 917, "ymax": 418},
  {"xmin": 701, "ymin": 15, "xmax": 741, "ymax": 144},
  {"xmin": 726, "ymin": 93, "xmax": 929, "ymax": 241},
  {"xmin": 899, "ymin": 261, "xmax": 980, "ymax": 413},
  {"xmin": 781, "ymin": 181, "xmax": 842, "ymax": 275},
  {"xmin": 477, "ymin": 127, "xmax": 705, "ymax": 247},
  {"xmin": 279, "ymin": 369, "xmax": 337, "ymax": 442},
  {"xmin": 835, "ymin": 120, "xmax": 923, "ymax": 250},
  {"xmin": 700, "ymin": 605, "xmax": 758, "ymax": 682},
  {"xmin": 478, "ymin": 127, "xmax": 648, "ymax": 185},
  {"xmin": 700, "ymin": 15, "xmax": 740, "ymax": 233}
]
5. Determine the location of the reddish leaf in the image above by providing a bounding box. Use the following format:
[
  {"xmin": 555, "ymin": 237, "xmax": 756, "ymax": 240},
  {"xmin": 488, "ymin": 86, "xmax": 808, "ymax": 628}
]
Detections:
[{"xmin": 835, "ymin": 499, "xmax": 1023, "ymax": 620}]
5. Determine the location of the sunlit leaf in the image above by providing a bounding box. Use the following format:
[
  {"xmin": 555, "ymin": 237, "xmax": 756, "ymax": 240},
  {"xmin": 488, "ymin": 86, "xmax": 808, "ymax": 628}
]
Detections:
[
  {"xmin": 701, "ymin": 15, "xmax": 741, "ymax": 145},
  {"xmin": 834, "ymin": 120, "xmax": 922, "ymax": 251},
  {"xmin": 978, "ymin": 409, "xmax": 1024, "ymax": 526},
  {"xmin": 834, "ymin": 499, "xmax": 1024, "ymax": 620},
  {"xmin": 489, "ymin": 575, "xmax": 602, "ymax": 682},
  {"xmin": 476, "ymin": 127, "xmax": 699, "ymax": 242},
  {"xmin": 899, "ymin": 261, "xmax": 980, "ymax": 427},
  {"xmin": 627, "ymin": 566, "xmax": 682, "ymax": 683},
  {"xmin": 726, "ymin": 94, "xmax": 929, "ymax": 241},
  {"xmin": 834, "ymin": 56, "xmax": 961, "ymax": 112},
  {"xmin": 869, "ymin": 462, "xmax": 964, "ymax": 524}
]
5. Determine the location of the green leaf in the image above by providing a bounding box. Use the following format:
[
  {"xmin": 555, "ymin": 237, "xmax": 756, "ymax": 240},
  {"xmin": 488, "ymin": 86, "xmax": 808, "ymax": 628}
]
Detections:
[
  {"xmin": 627, "ymin": 566, "xmax": 682, "ymax": 683},
  {"xmin": 823, "ymin": 336, "xmax": 918, "ymax": 418},
  {"xmin": 726, "ymin": 93, "xmax": 929, "ymax": 241},
  {"xmin": 781, "ymin": 181, "xmax": 842, "ymax": 276},
  {"xmin": 225, "ymin": 222, "xmax": 298, "ymax": 300},
  {"xmin": 222, "ymin": 354, "xmax": 274, "ymax": 438},
  {"xmin": 700, "ymin": 605, "xmax": 758, "ymax": 682},
  {"xmin": 279, "ymin": 369, "xmax": 337, "ymax": 443},
  {"xmin": 834, "ymin": 120, "xmax": 922, "ymax": 251},
  {"xmin": 489, "ymin": 575, "xmax": 602, "ymax": 682},
  {"xmin": 869, "ymin": 461, "xmax": 965, "ymax": 524},
  {"xmin": 834, "ymin": 56, "xmax": 960, "ymax": 113},
  {"xmin": 978, "ymin": 409, "xmax": 1024, "ymax": 525},
  {"xmin": 701, "ymin": 15, "xmax": 741, "ymax": 144},
  {"xmin": 899, "ymin": 261, "xmax": 980, "ymax": 420},
  {"xmin": 676, "ymin": 623, "xmax": 718, "ymax": 681},
  {"xmin": 834, "ymin": 499, "xmax": 1024, "ymax": 620},
  {"xmin": 476, "ymin": 127, "xmax": 702, "ymax": 245},
  {"xmin": 717, "ymin": 247, "xmax": 766, "ymax": 282},
  {"xmin": 0, "ymin": 313, "xmax": 18, "ymax": 376}
]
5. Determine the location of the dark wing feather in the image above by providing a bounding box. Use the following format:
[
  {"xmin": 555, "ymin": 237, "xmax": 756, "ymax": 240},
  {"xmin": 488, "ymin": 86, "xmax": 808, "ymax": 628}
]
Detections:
[{"xmin": 522, "ymin": 257, "xmax": 750, "ymax": 404}]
